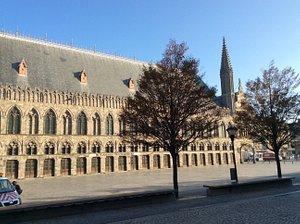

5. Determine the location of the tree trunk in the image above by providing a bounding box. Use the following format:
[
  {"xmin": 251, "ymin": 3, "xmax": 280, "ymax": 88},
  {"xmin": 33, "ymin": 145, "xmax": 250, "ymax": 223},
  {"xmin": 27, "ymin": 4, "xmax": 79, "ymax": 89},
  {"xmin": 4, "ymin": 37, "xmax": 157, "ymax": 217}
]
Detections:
[
  {"xmin": 171, "ymin": 152, "xmax": 179, "ymax": 198},
  {"xmin": 275, "ymin": 150, "xmax": 282, "ymax": 178}
]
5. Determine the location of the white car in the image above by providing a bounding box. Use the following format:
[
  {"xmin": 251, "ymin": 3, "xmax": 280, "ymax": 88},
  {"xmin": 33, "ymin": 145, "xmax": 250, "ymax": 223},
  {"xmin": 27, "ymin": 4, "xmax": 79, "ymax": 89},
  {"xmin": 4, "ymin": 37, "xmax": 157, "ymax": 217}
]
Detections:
[{"xmin": 0, "ymin": 176, "xmax": 22, "ymax": 207}]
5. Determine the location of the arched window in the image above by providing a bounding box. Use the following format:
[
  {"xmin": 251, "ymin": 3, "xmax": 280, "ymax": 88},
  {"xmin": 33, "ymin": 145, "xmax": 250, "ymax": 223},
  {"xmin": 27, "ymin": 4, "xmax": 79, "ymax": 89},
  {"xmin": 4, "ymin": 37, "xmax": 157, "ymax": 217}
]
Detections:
[
  {"xmin": 62, "ymin": 142, "xmax": 71, "ymax": 154},
  {"xmin": 191, "ymin": 144, "xmax": 196, "ymax": 151},
  {"xmin": 44, "ymin": 109, "xmax": 56, "ymax": 134},
  {"xmin": 63, "ymin": 111, "xmax": 72, "ymax": 135},
  {"xmin": 105, "ymin": 142, "xmax": 114, "ymax": 153},
  {"xmin": 215, "ymin": 143, "xmax": 220, "ymax": 151},
  {"xmin": 105, "ymin": 114, "xmax": 114, "ymax": 135},
  {"xmin": 26, "ymin": 141, "xmax": 37, "ymax": 155},
  {"xmin": 7, "ymin": 141, "xmax": 19, "ymax": 155},
  {"xmin": 28, "ymin": 109, "xmax": 39, "ymax": 134},
  {"xmin": 207, "ymin": 143, "xmax": 212, "ymax": 151},
  {"xmin": 7, "ymin": 107, "xmax": 21, "ymax": 134},
  {"xmin": 214, "ymin": 124, "xmax": 219, "ymax": 137},
  {"xmin": 119, "ymin": 143, "xmax": 126, "ymax": 152},
  {"xmin": 142, "ymin": 144, "xmax": 149, "ymax": 152},
  {"xmin": 199, "ymin": 143, "xmax": 205, "ymax": 151},
  {"xmin": 77, "ymin": 112, "xmax": 87, "ymax": 135},
  {"xmin": 92, "ymin": 142, "xmax": 101, "ymax": 153},
  {"xmin": 153, "ymin": 144, "xmax": 160, "ymax": 152},
  {"xmin": 93, "ymin": 113, "xmax": 101, "ymax": 135},
  {"xmin": 222, "ymin": 142, "xmax": 227, "ymax": 151},
  {"xmin": 45, "ymin": 142, "xmax": 55, "ymax": 155},
  {"xmin": 130, "ymin": 144, "xmax": 138, "ymax": 152},
  {"xmin": 119, "ymin": 119, "xmax": 125, "ymax": 136},
  {"xmin": 77, "ymin": 142, "xmax": 86, "ymax": 154},
  {"xmin": 182, "ymin": 145, "xmax": 188, "ymax": 151}
]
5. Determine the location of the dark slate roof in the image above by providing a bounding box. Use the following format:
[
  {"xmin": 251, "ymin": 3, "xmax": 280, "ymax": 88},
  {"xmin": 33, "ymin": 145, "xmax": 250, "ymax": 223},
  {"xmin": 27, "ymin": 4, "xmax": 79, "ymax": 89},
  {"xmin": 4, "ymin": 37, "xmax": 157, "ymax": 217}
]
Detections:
[{"xmin": 0, "ymin": 33, "xmax": 145, "ymax": 96}]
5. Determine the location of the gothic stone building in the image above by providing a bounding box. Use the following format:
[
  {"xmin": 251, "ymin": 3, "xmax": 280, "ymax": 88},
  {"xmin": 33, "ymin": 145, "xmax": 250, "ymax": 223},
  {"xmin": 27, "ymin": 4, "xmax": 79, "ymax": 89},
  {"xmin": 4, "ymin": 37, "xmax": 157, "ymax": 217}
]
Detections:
[{"xmin": 0, "ymin": 32, "xmax": 249, "ymax": 179}]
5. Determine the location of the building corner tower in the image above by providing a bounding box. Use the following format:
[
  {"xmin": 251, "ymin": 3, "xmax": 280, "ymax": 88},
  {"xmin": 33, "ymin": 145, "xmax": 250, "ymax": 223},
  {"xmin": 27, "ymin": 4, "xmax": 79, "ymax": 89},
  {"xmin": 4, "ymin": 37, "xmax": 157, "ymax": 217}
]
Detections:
[{"xmin": 220, "ymin": 37, "xmax": 235, "ymax": 114}]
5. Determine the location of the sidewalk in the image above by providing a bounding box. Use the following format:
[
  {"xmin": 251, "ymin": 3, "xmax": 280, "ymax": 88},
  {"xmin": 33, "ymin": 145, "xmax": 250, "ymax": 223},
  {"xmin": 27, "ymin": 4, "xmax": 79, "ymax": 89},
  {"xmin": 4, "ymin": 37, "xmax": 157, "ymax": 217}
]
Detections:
[{"xmin": 14, "ymin": 161, "xmax": 300, "ymax": 206}]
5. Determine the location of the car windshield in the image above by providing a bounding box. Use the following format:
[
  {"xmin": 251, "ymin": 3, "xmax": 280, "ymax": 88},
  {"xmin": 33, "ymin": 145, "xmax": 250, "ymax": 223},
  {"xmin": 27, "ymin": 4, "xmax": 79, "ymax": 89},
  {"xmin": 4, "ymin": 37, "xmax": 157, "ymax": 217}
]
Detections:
[{"xmin": 0, "ymin": 179, "xmax": 15, "ymax": 193}]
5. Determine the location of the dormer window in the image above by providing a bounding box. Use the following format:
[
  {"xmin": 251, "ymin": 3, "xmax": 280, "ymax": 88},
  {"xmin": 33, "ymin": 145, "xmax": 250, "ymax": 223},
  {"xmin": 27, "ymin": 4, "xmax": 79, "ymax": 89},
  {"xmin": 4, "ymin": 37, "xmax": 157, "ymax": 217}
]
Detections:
[
  {"xmin": 18, "ymin": 59, "xmax": 27, "ymax": 76},
  {"xmin": 129, "ymin": 78, "xmax": 135, "ymax": 90},
  {"xmin": 80, "ymin": 70, "xmax": 88, "ymax": 84}
]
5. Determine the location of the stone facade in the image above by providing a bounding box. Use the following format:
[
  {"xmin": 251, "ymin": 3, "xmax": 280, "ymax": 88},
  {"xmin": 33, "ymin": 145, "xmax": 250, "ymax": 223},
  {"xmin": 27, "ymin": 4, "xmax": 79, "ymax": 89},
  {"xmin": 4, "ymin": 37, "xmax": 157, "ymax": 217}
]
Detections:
[{"xmin": 0, "ymin": 32, "xmax": 251, "ymax": 179}]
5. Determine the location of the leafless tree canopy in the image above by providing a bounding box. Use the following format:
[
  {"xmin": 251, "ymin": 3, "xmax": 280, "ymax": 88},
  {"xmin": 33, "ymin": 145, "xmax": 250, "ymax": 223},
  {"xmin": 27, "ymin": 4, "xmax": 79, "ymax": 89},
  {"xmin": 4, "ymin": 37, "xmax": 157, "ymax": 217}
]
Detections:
[
  {"xmin": 235, "ymin": 62, "xmax": 300, "ymax": 177},
  {"xmin": 120, "ymin": 40, "xmax": 220, "ymax": 198},
  {"xmin": 120, "ymin": 40, "xmax": 219, "ymax": 153}
]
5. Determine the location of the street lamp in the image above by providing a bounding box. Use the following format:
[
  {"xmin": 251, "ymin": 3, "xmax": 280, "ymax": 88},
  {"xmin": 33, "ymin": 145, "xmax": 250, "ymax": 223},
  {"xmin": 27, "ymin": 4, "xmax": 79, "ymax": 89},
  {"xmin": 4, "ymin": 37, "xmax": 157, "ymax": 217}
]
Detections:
[
  {"xmin": 227, "ymin": 125, "xmax": 239, "ymax": 183},
  {"xmin": 239, "ymin": 147, "xmax": 243, "ymax": 164}
]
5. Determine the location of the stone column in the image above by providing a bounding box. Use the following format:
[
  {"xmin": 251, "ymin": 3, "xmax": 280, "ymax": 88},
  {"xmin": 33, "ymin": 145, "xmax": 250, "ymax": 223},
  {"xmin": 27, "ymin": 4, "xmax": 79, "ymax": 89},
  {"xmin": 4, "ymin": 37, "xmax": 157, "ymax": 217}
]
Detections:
[
  {"xmin": 56, "ymin": 157, "xmax": 61, "ymax": 177},
  {"xmin": 100, "ymin": 156, "xmax": 106, "ymax": 173},
  {"xmin": 86, "ymin": 156, "xmax": 91, "ymax": 174},
  {"xmin": 18, "ymin": 157, "xmax": 26, "ymax": 179},
  {"xmin": 0, "ymin": 109, "xmax": 5, "ymax": 134},
  {"xmin": 21, "ymin": 114, "xmax": 26, "ymax": 135},
  {"xmin": 126, "ymin": 155, "xmax": 131, "ymax": 171},
  {"xmin": 149, "ymin": 154, "xmax": 153, "ymax": 170},
  {"xmin": 71, "ymin": 157, "xmax": 77, "ymax": 176},
  {"xmin": 114, "ymin": 156, "xmax": 118, "ymax": 172},
  {"xmin": 38, "ymin": 158, "xmax": 44, "ymax": 178},
  {"xmin": 138, "ymin": 154, "xmax": 142, "ymax": 170},
  {"xmin": 39, "ymin": 113, "xmax": 44, "ymax": 135}
]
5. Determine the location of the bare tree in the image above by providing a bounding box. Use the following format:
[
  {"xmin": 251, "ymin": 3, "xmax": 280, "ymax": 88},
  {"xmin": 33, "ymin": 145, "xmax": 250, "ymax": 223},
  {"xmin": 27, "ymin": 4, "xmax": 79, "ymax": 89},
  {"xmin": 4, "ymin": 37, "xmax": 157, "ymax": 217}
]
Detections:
[
  {"xmin": 120, "ymin": 40, "xmax": 219, "ymax": 198},
  {"xmin": 235, "ymin": 62, "xmax": 300, "ymax": 177}
]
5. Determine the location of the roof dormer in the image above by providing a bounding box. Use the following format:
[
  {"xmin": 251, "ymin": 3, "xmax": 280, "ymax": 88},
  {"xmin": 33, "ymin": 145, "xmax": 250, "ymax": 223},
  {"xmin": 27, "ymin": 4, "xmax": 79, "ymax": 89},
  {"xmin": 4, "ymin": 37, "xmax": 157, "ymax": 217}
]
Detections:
[
  {"xmin": 18, "ymin": 59, "xmax": 27, "ymax": 76},
  {"xmin": 80, "ymin": 70, "xmax": 88, "ymax": 84},
  {"xmin": 128, "ymin": 78, "xmax": 135, "ymax": 90}
]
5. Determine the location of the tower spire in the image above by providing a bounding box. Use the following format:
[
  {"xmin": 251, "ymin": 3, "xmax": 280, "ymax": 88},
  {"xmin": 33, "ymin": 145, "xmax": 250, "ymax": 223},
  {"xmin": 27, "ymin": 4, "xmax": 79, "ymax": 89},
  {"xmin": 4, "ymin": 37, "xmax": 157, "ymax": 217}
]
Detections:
[
  {"xmin": 220, "ymin": 37, "xmax": 235, "ymax": 114},
  {"xmin": 221, "ymin": 37, "xmax": 233, "ymax": 74}
]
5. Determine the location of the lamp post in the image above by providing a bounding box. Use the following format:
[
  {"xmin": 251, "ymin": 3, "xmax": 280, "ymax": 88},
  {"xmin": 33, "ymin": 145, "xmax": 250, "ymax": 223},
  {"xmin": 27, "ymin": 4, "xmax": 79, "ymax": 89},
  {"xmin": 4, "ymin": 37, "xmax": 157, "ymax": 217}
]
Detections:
[
  {"xmin": 227, "ymin": 125, "xmax": 239, "ymax": 183},
  {"xmin": 252, "ymin": 147, "xmax": 256, "ymax": 164},
  {"xmin": 239, "ymin": 147, "xmax": 243, "ymax": 164}
]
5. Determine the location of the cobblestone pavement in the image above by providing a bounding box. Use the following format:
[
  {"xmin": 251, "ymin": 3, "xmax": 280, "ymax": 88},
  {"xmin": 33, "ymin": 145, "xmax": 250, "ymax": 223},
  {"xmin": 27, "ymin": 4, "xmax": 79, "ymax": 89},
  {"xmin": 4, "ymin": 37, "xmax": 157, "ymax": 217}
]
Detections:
[
  {"xmin": 16, "ymin": 160, "xmax": 300, "ymax": 206},
  {"xmin": 8, "ymin": 160, "xmax": 300, "ymax": 224},
  {"xmin": 19, "ymin": 182, "xmax": 300, "ymax": 223},
  {"xmin": 111, "ymin": 190, "xmax": 300, "ymax": 224}
]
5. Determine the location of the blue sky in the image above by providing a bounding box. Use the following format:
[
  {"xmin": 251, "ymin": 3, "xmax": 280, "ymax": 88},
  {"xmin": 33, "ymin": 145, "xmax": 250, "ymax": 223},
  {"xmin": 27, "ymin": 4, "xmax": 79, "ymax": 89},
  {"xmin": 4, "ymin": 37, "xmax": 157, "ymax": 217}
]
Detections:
[{"xmin": 0, "ymin": 0, "xmax": 299, "ymax": 94}]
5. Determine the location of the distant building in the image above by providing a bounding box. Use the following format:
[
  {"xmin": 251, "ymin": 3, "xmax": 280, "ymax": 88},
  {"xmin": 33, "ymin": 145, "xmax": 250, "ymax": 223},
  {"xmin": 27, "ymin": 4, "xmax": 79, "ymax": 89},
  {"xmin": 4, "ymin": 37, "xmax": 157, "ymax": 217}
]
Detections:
[{"xmin": 0, "ymin": 31, "xmax": 249, "ymax": 179}]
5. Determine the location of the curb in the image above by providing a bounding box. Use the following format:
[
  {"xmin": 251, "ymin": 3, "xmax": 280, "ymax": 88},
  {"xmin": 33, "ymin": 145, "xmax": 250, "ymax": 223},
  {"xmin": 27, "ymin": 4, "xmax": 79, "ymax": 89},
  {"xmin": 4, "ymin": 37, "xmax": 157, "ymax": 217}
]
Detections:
[{"xmin": 0, "ymin": 190, "xmax": 174, "ymax": 223}]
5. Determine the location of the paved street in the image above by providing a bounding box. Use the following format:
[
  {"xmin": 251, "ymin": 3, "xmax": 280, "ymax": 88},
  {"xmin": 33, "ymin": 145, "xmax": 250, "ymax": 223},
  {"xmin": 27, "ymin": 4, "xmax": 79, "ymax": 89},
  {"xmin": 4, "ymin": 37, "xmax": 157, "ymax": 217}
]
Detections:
[
  {"xmin": 18, "ymin": 189, "xmax": 300, "ymax": 224},
  {"xmin": 110, "ymin": 190, "xmax": 300, "ymax": 224},
  {"xmin": 15, "ymin": 160, "xmax": 300, "ymax": 206},
  {"xmin": 3, "ymin": 160, "xmax": 300, "ymax": 223},
  {"xmin": 16, "ymin": 162, "xmax": 300, "ymax": 224}
]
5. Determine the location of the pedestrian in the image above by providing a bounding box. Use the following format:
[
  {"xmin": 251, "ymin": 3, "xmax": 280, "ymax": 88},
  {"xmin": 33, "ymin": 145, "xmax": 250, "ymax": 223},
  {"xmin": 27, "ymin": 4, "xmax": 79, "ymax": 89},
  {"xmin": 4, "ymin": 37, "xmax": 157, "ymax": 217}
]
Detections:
[{"xmin": 12, "ymin": 181, "xmax": 23, "ymax": 195}]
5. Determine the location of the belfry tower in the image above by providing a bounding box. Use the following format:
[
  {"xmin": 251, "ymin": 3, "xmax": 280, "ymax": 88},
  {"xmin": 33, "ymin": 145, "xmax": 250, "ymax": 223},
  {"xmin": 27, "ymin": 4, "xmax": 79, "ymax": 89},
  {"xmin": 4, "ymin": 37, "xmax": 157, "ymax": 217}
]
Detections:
[{"xmin": 220, "ymin": 37, "xmax": 235, "ymax": 114}]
